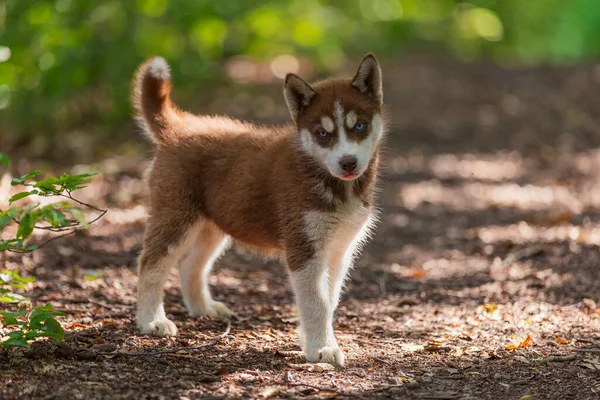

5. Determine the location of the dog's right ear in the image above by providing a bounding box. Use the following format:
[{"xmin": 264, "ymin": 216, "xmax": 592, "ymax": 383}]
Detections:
[{"xmin": 283, "ymin": 74, "xmax": 316, "ymax": 123}]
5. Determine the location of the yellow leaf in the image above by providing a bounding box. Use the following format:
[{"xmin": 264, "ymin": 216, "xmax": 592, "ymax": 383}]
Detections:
[
  {"xmin": 505, "ymin": 344, "xmax": 518, "ymax": 351},
  {"xmin": 483, "ymin": 302, "xmax": 498, "ymax": 313},
  {"xmin": 555, "ymin": 336, "xmax": 570, "ymax": 344},
  {"xmin": 519, "ymin": 333, "xmax": 532, "ymax": 348}
]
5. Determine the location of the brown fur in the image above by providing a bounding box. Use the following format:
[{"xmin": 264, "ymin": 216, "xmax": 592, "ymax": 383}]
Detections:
[
  {"xmin": 132, "ymin": 60, "xmax": 382, "ymax": 271},
  {"xmin": 132, "ymin": 55, "xmax": 385, "ymax": 365}
]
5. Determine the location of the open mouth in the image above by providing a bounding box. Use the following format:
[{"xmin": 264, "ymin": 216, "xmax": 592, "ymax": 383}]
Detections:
[{"xmin": 340, "ymin": 172, "xmax": 359, "ymax": 180}]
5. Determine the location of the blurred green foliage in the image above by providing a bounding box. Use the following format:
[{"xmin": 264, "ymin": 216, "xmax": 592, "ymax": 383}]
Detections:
[{"xmin": 1, "ymin": 0, "xmax": 600, "ymax": 154}]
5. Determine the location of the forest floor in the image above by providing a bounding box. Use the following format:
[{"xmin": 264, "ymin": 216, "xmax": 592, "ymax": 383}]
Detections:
[{"xmin": 2, "ymin": 54, "xmax": 600, "ymax": 399}]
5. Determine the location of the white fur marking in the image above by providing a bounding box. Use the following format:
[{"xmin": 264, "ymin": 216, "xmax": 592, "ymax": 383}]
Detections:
[
  {"xmin": 345, "ymin": 111, "xmax": 357, "ymax": 128},
  {"xmin": 321, "ymin": 116, "xmax": 334, "ymax": 133},
  {"xmin": 148, "ymin": 57, "xmax": 171, "ymax": 80},
  {"xmin": 137, "ymin": 220, "xmax": 202, "ymax": 336},
  {"xmin": 297, "ymin": 104, "xmax": 384, "ymax": 181}
]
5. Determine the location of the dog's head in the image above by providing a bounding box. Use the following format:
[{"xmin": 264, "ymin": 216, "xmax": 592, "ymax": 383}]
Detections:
[{"xmin": 284, "ymin": 54, "xmax": 384, "ymax": 181}]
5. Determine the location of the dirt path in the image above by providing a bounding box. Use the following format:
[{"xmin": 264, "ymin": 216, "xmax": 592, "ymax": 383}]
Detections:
[{"xmin": 2, "ymin": 54, "xmax": 600, "ymax": 399}]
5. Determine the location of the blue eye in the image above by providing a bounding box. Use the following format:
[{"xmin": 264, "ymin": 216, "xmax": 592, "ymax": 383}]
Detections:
[
  {"xmin": 318, "ymin": 130, "xmax": 328, "ymax": 138},
  {"xmin": 355, "ymin": 123, "xmax": 366, "ymax": 132}
]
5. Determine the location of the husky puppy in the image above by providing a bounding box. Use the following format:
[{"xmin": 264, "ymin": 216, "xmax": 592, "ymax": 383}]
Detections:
[{"xmin": 132, "ymin": 54, "xmax": 385, "ymax": 366}]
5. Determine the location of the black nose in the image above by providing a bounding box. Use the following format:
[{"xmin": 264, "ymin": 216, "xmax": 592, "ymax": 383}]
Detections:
[{"xmin": 339, "ymin": 155, "xmax": 358, "ymax": 173}]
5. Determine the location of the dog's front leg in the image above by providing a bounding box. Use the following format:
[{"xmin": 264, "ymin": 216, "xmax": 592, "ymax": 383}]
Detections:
[{"xmin": 288, "ymin": 254, "xmax": 344, "ymax": 367}]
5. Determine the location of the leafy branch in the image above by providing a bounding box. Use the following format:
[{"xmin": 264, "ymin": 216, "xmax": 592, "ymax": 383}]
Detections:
[
  {"xmin": 0, "ymin": 165, "xmax": 107, "ymax": 253},
  {"xmin": 0, "ymin": 152, "xmax": 106, "ymax": 347}
]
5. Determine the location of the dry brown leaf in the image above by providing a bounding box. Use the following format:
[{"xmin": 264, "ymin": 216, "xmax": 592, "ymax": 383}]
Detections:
[
  {"xmin": 92, "ymin": 337, "xmax": 105, "ymax": 344},
  {"xmin": 556, "ymin": 336, "xmax": 570, "ymax": 344}
]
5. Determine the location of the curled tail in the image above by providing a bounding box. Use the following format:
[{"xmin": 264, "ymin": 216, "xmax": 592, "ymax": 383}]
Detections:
[{"xmin": 131, "ymin": 57, "xmax": 180, "ymax": 145}]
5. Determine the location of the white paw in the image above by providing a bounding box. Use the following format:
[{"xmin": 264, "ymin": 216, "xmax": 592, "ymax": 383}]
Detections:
[
  {"xmin": 138, "ymin": 318, "xmax": 178, "ymax": 336},
  {"xmin": 188, "ymin": 300, "xmax": 232, "ymax": 318},
  {"xmin": 305, "ymin": 345, "xmax": 345, "ymax": 367}
]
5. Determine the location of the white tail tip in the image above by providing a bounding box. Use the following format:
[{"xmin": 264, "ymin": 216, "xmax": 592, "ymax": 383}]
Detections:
[{"xmin": 148, "ymin": 57, "xmax": 170, "ymax": 80}]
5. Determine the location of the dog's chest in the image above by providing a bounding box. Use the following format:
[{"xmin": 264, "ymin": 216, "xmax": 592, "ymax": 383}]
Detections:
[{"xmin": 303, "ymin": 198, "xmax": 373, "ymax": 253}]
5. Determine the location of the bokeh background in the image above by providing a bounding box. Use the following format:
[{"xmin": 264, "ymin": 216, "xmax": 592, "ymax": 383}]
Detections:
[{"xmin": 2, "ymin": 0, "xmax": 600, "ymax": 164}]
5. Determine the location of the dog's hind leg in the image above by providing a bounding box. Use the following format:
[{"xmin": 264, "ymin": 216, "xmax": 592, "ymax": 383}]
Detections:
[
  {"xmin": 179, "ymin": 219, "xmax": 232, "ymax": 318},
  {"xmin": 136, "ymin": 216, "xmax": 201, "ymax": 336}
]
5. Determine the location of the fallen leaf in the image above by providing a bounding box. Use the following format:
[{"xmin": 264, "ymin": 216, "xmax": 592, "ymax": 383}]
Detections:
[
  {"xmin": 261, "ymin": 386, "xmax": 280, "ymax": 399},
  {"xmin": 583, "ymin": 298, "xmax": 597, "ymax": 310},
  {"xmin": 91, "ymin": 337, "xmax": 105, "ymax": 344},
  {"xmin": 556, "ymin": 337, "xmax": 570, "ymax": 344},
  {"xmin": 317, "ymin": 390, "xmax": 338, "ymax": 399},
  {"xmin": 289, "ymin": 363, "xmax": 335, "ymax": 372},
  {"xmin": 519, "ymin": 396, "xmax": 533, "ymax": 400},
  {"xmin": 483, "ymin": 303, "xmax": 498, "ymax": 313},
  {"xmin": 519, "ymin": 334, "xmax": 532, "ymax": 348},
  {"xmin": 506, "ymin": 333, "xmax": 532, "ymax": 350},
  {"xmin": 409, "ymin": 269, "xmax": 425, "ymax": 279}
]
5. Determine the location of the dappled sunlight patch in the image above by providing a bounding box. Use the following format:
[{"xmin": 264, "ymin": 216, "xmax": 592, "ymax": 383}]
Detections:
[
  {"xmin": 476, "ymin": 222, "xmax": 600, "ymax": 246},
  {"xmin": 399, "ymin": 180, "xmax": 582, "ymax": 212},
  {"xmin": 429, "ymin": 152, "xmax": 524, "ymax": 182}
]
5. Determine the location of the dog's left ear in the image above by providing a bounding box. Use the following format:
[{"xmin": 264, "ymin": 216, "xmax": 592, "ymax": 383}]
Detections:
[
  {"xmin": 284, "ymin": 74, "xmax": 316, "ymax": 123},
  {"xmin": 351, "ymin": 53, "xmax": 383, "ymax": 106}
]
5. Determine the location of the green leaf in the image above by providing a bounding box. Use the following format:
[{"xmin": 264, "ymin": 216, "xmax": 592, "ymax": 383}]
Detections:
[
  {"xmin": 33, "ymin": 303, "xmax": 56, "ymax": 312},
  {"xmin": 0, "ymin": 208, "xmax": 19, "ymax": 230},
  {"xmin": 9, "ymin": 282, "xmax": 27, "ymax": 290},
  {"xmin": 0, "ymin": 291, "xmax": 28, "ymax": 303},
  {"xmin": 42, "ymin": 318, "xmax": 65, "ymax": 337},
  {"xmin": 9, "ymin": 190, "xmax": 39, "ymax": 204},
  {"xmin": 1, "ymin": 337, "xmax": 30, "ymax": 348},
  {"xmin": 16, "ymin": 213, "xmax": 36, "ymax": 240},
  {"xmin": 11, "ymin": 170, "xmax": 42, "ymax": 186},
  {"xmin": 0, "ymin": 153, "xmax": 10, "ymax": 167},
  {"xmin": 10, "ymin": 270, "xmax": 35, "ymax": 284},
  {"xmin": 0, "ymin": 239, "xmax": 31, "ymax": 252},
  {"xmin": 1, "ymin": 316, "xmax": 20, "ymax": 325},
  {"xmin": 69, "ymin": 208, "xmax": 88, "ymax": 229},
  {"xmin": 1, "ymin": 310, "xmax": 29, "ymax": 318},
  {"xmin": 41, "ymin": 206, "xmax": 68, "ymax": 228}
]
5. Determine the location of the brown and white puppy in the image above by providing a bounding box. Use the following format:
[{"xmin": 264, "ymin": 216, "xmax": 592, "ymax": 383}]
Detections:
[{"xmin": 132, "ymin": 54, "xmax": 385, "ymax": 366}]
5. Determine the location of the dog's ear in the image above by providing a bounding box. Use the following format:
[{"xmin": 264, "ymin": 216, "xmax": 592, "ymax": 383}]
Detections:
[
  {"xmin": 284, "ymin": 74, "xmax": 316, "ymax": 123},
  {"xmin": 351, "ymin": 53, "xmax": 383, "ymax": 106}
]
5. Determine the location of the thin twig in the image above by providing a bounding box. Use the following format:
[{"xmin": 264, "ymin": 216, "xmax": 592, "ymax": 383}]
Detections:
[
  {"xmin": 103, "ymin": 320, "xmax": 232, "ymax": 357},
  {"xmin": 572, "ymin": 348, "xmax": 600, "ymax": 353},
  {"xmin": 534, "ymin": 354, "xmax": 577, "ymax": 365},
  {"xmin": 64, "ymin": 191, "xmax": 106, "ymax": 213}
]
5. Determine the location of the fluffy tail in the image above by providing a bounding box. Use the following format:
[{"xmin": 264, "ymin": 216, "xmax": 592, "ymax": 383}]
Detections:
[{"xmin": 131, "ymin": 57, "xmax": 180, "ymax": 145}]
